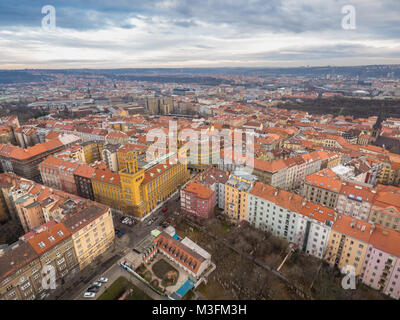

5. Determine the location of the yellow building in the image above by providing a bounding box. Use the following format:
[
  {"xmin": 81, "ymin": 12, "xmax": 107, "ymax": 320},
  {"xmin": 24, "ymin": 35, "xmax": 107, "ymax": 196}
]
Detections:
[
  {"xmin": 91, "ymin": 167, "xmax": 124, "ymax": 211},
  {"xmin": 92, "ymin": 144, "xmax": 190, "ymax": 218},
  {"xmin": 224, "ymin": 173, "xmax": 256, "ymax": 222},
  {"xmin": 82, "ymin": 141, "xmax": 103, "ymax": 164},
  {"xmin": 110, "ymin": 122, "xmax": 127, "ymax": 132},
  {"xmin": 324, "ymin": 214, "xmax": 372, "ymax": 276},
  {"xmin": 187, "ymin": 140, "xmax": 220, "ymax": 172},
  {"xmin": 120, "ymin": 148, "xmax": 190, "ymax": 218},
  {"xmin": 63, "ymin": 203, "xmax": 115, "ymax": 270}
]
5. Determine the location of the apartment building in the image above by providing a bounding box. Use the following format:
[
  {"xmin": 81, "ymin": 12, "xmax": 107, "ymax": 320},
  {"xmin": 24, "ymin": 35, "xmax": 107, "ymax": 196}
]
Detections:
[
  {"xmin": 224, "ymin": 173, "xmax": 256, "ymax": 222},
  {"xmin": 63, "ymin": 203, "xmax": 114, "ymax": 270},
  {"xmin": 39, "ymin": 156, "xmax": 82, "ymax": 195},
  {"xmin": 181, "ymin": 181, "xmax": 215, "ymax": 219},
  {"xmin": 91, "ymin": 167, "xmax": 124, "ymax": 212},
  {"xmin": 336, "ymin": 181, "xmax": 376, "ymax": 221},
  {"xmin": 73, "ymin": 164, "xmax": 96, "ymax": 201},
  {"xmin": 0, "ymin": 134, "xmax": 80, "ymax": 182},
  {"xmin": 22, "ymin": 221, "xmax": 78, "ymax": 286},
  {"xmin": 0, "ymin": 241, "xmax": 42, "ymax": 300},
  {"xmin": 192, "ymin": 166, "xmax": 229, "ymax": 209},
  {"xmin": 247, "ymin": 182, "xmax": 334, "ymax": 259},
  {"xmin": 361, "ymin": 225, "xmax": 400, "ymax": 299},
  {"xmin": 324, "ymin": 215, "xmax": 372, "ymax": 276},
  {"xmin": 369, "ymin": 185, "xmax": 400, "ymax": 231},
  {"xmin": 82, "ymin": 141, "xmax": 103, "ymax": 164},
  {"xmin": 101, "ymin": 143, "xmax": 120, "ymax": 172},
  {"xmin": 247, "ymin": 182, "xmax": 303, "ymax": 242},
  {"xmin": 303, "ymin": 168, "xmax": 343, "ymax": 209},
  {"xmin": 14, "ymin": 193, "xmax": 46, "ymax": 233}
]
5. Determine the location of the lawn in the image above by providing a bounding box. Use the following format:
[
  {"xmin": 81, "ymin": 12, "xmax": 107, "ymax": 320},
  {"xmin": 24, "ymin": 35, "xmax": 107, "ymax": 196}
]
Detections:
[
  {"xmin": 97, "ymin": 276, "xmax": 153, "ymax": 300},
  {"xmin": 196, "ymin": 280, "xmax": 233, "ymax": 300}
]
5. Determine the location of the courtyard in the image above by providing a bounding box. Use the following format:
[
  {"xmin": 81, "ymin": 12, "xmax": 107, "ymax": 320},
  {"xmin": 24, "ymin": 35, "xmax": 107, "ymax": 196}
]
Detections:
[{"xmin": 136, "ymin": 255, "xmax": 193, "ymax": 296}]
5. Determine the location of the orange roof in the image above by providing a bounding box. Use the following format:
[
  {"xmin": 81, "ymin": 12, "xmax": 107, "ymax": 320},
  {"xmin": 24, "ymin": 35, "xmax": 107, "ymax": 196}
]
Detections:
[
  {"xmin": 91, "ymin": 167, "xmax": 120, "ymax": 186},
  {"xmin": 305, "ymin": 169, "xmax": 342, "ymax": 192},
  {"xmin": 369, "ymin": 225, "xmax": 400, "ymax": 257},
  {"xmin": 183, "ymin": 181, "xmax": 214, "ymax": 199},
  {"xmin": 299, "ymin": 201, "xmax": 336, "ymax": 223},
  {"xmin": 332, "ymin": 214, "xmax": 372, "ymax": 243},
  {"xmin": 339, "ymin": 181, "xmax": 376, "ymax": 203},
  {"xmin": 249, "ymin": 181, "xmax": 303, "ymax": 212},
  {"xmin": 26, "ymin": 221, "xmax": 71, "ymax": 255},
  {"xmin": 142, "ymin": 158, "xmax": 179, "ymax": 184},
  {"xmin": 74, "ymin": 164, "xmax": 96, "ymax": 179}
]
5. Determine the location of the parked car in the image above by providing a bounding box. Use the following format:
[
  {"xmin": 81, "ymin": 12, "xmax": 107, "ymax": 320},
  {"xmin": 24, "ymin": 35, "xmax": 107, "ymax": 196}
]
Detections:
[
  {"xmin": 87, "ymin": 286, "xmax": 99, "ymax": 293},
  {"xmin": 161, "ymin": 221, "xmax": 169, "ymax": 228},
  {"xmin": 162, "ymin": 207, "xmax": 168, "ymax": 213},
  {"xmin": 117, "ymin": 229, "xmax": 126, "ymax": 238},
  {"xmin": 122, "ymin": 217, "xmax": 129, "ymax": 224},
  {"xmin": 92, "ymin": 281, "xmax": 102, "ymax": 287},
  {"xmin": 166, "ymin": 219, "xmax": 172, "ymax": 224},
  {"xmin": 83, "ymin": 292, "xmax": 96, "ymax": 298},
  {"xmin": 98, "ymin": 277, "xmax": 108, "ymax": 283}
]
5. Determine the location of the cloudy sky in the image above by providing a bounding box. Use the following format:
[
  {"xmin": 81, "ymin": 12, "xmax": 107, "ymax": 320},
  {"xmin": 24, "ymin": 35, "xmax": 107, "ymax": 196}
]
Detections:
[{"xmin": 0, "ymin": 0, "xmax": 399, "ymax": 69}]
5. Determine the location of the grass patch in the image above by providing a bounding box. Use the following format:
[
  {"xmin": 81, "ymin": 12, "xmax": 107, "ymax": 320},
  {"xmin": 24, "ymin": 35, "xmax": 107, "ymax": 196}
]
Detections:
[
  {"xmin": 152, "ymin": 259, "xmax": 179, "ymax": 287},
  {"xmin": 97, "ymin": 276, "xmax": 153, "ymax": 300},
  {"xmin": 197, "ymin": 280, "xmax": 233, "ymax": 300}
]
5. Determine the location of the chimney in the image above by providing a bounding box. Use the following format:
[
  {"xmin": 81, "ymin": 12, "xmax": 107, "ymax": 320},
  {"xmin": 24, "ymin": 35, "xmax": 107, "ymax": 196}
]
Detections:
[{"xmin": 370, "ymin": 223, "xmax": 375, "ymax": 235}]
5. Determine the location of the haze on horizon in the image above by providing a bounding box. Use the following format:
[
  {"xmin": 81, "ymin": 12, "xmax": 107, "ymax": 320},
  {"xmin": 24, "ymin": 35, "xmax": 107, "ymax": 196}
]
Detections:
[{"xmin": 0, "ymin": 0, "xmax": 399, "ymax": 69}]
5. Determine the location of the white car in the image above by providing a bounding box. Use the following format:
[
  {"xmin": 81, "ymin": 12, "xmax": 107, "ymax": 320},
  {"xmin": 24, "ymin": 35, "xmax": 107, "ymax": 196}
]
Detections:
[
  {"xmin": 122, "ymin": 218, "xmax": 129, "ymax": 224},
  {"xmin": 93, "ymin": 281, "xmax": 102, "ymax": 287},
  {"xmin": 99, "ymin": 277, "xmax": 108, "ymax": 283},
  {"xmin": 84, "ymin": 292, "xmax": 96, "ymax": 298}
]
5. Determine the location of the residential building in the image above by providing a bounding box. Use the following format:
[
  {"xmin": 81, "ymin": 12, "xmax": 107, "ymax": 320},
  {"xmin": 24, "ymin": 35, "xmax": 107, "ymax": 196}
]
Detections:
[
  {"xmin": 63, "ymin": 203, "xmax": 114, "ymax": 270},
  {"xmin": 181, "ymin": 181, "xmax": 215, "ymax": 219},
  {"xmin": 324, "ymin": 215, "xmax": 372, "ymax": 276}
]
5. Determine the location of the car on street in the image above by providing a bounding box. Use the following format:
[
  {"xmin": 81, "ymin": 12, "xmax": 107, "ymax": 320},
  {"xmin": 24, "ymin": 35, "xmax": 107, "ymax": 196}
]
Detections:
[
  {"xmin": 161, "ymin": 221, "xmax": 169, "ymax": 228},
  {"xmin": 117, "ymin": 229, "xmax": 126, "ymax": 238},
  {"xmin": 98, "ymin": 277, "xmax": 108, "ymax": 283},
  {"xmin": 92, "ymin": 281, "xmax": 102, "ymax": 287},
  {"xmin": 166, "ymin": 219, "xmax": 172, "ymax": 224},
  {"xmin": 162, "ymin": 207, "xmax": 168, "ymax": 213},
  {"xmin": 83, "ymin": 292, "xmax": 96, "ymax": 298},
  {"xmin": 87, "ymin": 286, "xmax": 100, "ymax": 293}
]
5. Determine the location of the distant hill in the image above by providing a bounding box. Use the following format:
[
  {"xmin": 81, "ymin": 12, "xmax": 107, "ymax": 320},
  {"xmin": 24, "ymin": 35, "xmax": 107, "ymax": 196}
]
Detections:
[{"xmin": 0, "ymin": 70, "xmax": 53, "ymax": 84}]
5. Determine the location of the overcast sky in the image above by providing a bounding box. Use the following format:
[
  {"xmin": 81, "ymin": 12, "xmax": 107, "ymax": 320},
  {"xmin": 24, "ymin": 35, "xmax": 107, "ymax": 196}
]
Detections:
[{"xmin": 0, "ymin": 0, "xmax": 399, "ymax": 69}]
